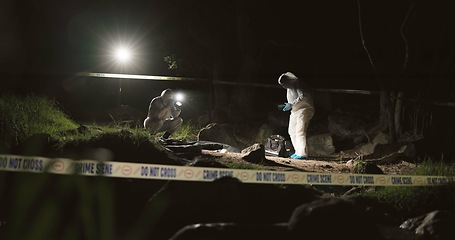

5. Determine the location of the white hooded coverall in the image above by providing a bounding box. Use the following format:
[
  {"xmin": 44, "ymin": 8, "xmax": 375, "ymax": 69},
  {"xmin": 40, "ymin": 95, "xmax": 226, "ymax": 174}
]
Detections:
[
  {"xmin": 278, "ymin": 72, "xmax": 314, "ymax": 158},
  {"xmin": 143, "ymin": 89, "xmax": 183, "ymax": 135}
]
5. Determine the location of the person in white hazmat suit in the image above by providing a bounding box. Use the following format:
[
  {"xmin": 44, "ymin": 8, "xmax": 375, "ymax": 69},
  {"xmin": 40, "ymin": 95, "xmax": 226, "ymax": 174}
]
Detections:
[
  {"xmin": 144, "ymin": 89, "xmax": 183, "ymax": 140},
  {"xmin": 278, "ymin": 72, "xmax": 314, "ymax": 159}
]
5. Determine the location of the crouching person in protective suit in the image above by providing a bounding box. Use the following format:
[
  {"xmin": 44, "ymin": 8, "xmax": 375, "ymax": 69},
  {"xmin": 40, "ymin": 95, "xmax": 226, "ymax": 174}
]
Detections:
[{"xmin": 144, "ymin": 89, "xmax": 183, "ymax": 140}]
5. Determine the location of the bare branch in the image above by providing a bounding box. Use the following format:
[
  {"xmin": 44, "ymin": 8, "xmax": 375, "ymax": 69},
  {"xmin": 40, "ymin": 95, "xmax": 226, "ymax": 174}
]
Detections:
[
  {"xmin": 400, "ymin": 0, "xmax": 418, "ymax": 74},
  {"xmin": 356, "ymin": 0, "xmax": 381, "ymax": 86}
]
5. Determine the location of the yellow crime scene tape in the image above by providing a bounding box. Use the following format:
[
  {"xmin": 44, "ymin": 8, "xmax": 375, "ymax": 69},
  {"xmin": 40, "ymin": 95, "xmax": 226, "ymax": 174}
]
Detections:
[
  {"xmin": 78, "ymin": 72, "xmax": 455, "ymax": 107},
  {"xmin": 1, "ymin": 154, "xmax": 453, "ymax": 186},
  {"xmin": 77, "ymin": 72, "xmax": 204, "ymax": 81}
]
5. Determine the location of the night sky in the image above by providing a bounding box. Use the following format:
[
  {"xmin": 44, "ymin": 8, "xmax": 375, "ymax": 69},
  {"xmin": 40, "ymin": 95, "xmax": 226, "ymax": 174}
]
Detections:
[{"xmin": 1, "ymin": 0, "xmax": 455, "ymax": 100}]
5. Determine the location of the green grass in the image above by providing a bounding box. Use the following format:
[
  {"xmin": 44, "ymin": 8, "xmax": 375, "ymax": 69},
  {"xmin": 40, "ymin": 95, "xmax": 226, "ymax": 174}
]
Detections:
[
  {"xmin": 171, "ymin": 120, "xmax": 201, "ymax": 141},
  {"xmin": 0, "ymin": 93, "xmax": 203, "ymax": 151},
  {"xmin": 220, "ymin": 161, "xmax": 263, "ymax": 170},
  {"xmin": 51, "ymin": 122, "xmax": 161, "ymax": 150},
  {"xmin": 414, "ymin": 155, "xmax": 455, "ymax": 176},
  {"xmin": 0, "ymin": 93, "xmax": 168, "ymax": 152},
  {"xmin": 0, "ymin": 94, "xmax": 78, "ymax": 152},
  {"xmin": 347, "ymin": 156, "xmax": 455, "ymax": 219}
]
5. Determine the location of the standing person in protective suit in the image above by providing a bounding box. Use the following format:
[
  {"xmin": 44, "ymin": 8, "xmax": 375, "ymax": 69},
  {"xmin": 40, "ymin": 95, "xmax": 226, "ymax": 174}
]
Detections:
[
  {"xmin": 144, "ymin": 89, "xmax": 183, "ymax": 140},
  {"xmin": 278, "ymin": 72, "xmax": 314, "ymax": 160}
]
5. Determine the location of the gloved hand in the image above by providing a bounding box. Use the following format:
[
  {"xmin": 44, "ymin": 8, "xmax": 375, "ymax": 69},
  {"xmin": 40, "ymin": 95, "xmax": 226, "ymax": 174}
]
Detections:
[{"xmin": 282, "ymin": 102, "xmax": 292, "ymax": 111}]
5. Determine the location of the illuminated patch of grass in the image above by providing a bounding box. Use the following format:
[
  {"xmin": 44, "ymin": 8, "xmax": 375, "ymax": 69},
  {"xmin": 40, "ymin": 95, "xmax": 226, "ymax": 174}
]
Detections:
[
  {"xmin": 0, "ymin": 94, "xmax": 78, "ymax": 152},
  {"xmin": 170, "ymin": 120, "xmax": 201, "ymax": 141},
  {"xmin": 50, "ymin": 122, "xmax": 165, "ymax": 152},
  {"xmin": 0, "ymin": 94, "xmax": 165, "ymax": 153}
]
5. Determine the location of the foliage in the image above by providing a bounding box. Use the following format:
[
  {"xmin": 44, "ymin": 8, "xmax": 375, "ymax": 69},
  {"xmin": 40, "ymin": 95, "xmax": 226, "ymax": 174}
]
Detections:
[
  {"xmin": 0, "ymin": 172, "xmax": 116, "ymax": 240},
  {"xmin": 163, "ymin": 55, "xmax": 179, "ymax": 70}
]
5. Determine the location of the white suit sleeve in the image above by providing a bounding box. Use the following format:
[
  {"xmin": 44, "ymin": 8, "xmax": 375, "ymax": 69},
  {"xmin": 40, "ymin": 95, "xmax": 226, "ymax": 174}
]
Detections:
[
  {"xmin": 171, "ymin": 107, "xmax": 181, "ymax": 118},
  {"xmin": 148, "ymin": 98, "xmax": 171, "ymax": 120},
  {"xmin": 291, "ymin": 89, "xmax": 305, "ymax": 105},
  {"xmin": 289, "ymin": 89, "xmax": 314, "ymax": 110}
]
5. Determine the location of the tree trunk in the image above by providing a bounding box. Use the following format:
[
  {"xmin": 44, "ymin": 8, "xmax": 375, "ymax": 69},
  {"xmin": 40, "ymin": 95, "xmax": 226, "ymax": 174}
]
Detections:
[
  {"xmin": 232, "ymin": 0, "xmax": 258, "ymax": 121},
  {"xmin": 387, "ymin": 91, "xmax": 397, "ymax": 144},
  {"xmin": 394, "ymin": 91, "xmax": 404, "ymax": 136},
  {"xmin": 186, "ymin": 7, "xmax": 232, "ymax": 122},
  {"xmin": 369, "ymin": 90, "xmax": 398, "ymax": 144},
  {"xmin": 357, "ymin": 0, "xmax": 398, "ymax": 144},
  {"xmin": 368, "ymin": 90, "xmax": 388, "ymax": 136}
]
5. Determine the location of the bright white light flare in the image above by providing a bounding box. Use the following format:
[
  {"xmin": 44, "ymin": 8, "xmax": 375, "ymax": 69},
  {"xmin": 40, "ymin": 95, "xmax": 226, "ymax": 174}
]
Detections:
[
  {"xmin": 115, "ymin": 47, "xmax": 131, "ymax": 63},
  {"xmin": 175, "ymin": 93, "xmax": 184, "ymax": 102}
]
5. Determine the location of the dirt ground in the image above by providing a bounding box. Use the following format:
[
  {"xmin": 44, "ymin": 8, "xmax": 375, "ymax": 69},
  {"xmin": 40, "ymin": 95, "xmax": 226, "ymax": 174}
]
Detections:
[{"xmin": 201, "ymin": 150, "xmax": 418, "ymax": 175}]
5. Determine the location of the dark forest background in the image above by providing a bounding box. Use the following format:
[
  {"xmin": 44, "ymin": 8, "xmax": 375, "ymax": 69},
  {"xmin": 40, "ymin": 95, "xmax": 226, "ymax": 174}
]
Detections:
[{"xmin": 2, "ymin": 0, "xmax": 455, "ymax": 157}]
